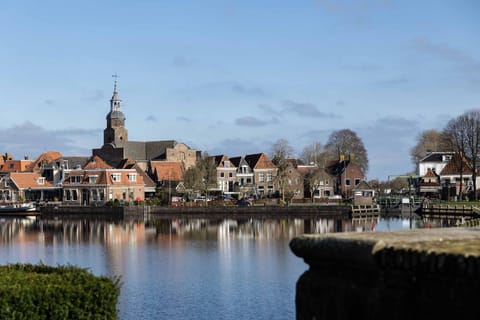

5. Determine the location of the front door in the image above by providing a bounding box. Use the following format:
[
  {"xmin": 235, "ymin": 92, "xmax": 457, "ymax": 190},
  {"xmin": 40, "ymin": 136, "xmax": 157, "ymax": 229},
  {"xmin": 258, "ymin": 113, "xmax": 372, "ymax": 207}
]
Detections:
[{"xmin": 82, "ymin": 189, "xmax": 90, "ymax": 206}]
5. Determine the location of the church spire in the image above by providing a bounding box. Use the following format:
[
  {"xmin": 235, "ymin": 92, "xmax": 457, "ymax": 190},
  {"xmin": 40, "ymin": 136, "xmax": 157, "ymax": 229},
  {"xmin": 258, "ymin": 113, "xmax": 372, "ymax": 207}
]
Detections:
[{"xmin": 110, "ymin": 73, "xmax": 121, "ymax": 112}]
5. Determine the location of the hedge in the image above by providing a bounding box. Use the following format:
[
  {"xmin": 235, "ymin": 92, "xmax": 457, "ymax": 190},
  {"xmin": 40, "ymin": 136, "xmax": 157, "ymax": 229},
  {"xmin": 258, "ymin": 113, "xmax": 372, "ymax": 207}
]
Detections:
[{"xmin": 0, "ymin": 264, "xmax": 121, "ymax": 320}]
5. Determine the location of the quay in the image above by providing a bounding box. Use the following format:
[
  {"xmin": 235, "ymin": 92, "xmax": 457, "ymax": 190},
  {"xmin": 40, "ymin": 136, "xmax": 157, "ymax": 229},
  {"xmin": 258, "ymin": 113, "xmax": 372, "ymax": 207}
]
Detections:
[
  {"xmin": 37, "ymin": 204, "xmax": 352, "ymax": 220},
  {"xmin": 290, "ymin": 228, "xmax": 480, "ymax": 320}
]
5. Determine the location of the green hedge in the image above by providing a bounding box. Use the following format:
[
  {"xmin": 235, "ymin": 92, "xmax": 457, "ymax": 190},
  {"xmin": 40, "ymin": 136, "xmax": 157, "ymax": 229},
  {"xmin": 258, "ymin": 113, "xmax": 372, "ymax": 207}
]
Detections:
[{"xmin": 0, "ymin": 264, "xmax": 121, "ymax": 320}]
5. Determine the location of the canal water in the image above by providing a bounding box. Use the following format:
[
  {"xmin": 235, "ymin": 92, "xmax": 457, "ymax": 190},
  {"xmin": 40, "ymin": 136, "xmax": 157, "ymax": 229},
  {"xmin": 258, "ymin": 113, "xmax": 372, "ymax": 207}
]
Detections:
[{"xmin": 0, "ymin": 216, "xmax": 421, "ymax": 319}]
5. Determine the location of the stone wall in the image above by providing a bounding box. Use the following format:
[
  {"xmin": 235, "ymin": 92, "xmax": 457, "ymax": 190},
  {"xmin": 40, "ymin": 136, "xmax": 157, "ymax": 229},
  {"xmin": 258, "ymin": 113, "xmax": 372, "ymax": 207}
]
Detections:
[{"xmin": 290, "ymin": 228, "xmax": 480, "ymax": 320}]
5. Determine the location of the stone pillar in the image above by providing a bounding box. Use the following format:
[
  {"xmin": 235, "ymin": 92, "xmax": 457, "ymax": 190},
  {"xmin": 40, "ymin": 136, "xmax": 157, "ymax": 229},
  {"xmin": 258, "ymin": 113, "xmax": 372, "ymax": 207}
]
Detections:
[{"xmin": 290, "ymin": 228, "xmax": 480, "ymax": 320}]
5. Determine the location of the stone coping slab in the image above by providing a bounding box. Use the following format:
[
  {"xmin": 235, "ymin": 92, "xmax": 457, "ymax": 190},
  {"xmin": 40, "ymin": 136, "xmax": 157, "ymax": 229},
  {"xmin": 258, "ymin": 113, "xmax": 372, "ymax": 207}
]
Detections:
[{"xmin": 290, "ymin": 228, "xmax": 480, "ymax": 272}]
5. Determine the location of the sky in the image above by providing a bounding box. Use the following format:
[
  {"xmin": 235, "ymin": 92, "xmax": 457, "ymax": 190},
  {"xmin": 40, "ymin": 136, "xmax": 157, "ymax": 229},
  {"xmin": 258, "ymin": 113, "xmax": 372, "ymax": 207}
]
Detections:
[{"xmin": 0, "ymin": 0, "xmax": 479, "ymax": 181}]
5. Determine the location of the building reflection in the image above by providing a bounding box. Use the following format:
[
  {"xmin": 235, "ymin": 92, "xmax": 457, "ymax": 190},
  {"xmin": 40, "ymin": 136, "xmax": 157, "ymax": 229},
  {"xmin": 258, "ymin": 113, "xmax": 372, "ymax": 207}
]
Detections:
[{"xmin": 0, "ymin": 216, "xmax": 362, "ymax": 245}]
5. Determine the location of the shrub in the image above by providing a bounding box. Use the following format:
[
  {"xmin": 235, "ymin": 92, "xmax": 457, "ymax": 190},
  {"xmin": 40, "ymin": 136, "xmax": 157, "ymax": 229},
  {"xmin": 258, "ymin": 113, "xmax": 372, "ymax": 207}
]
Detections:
[{"xmin": 0, "ymin": 263, "xmax": 121, "ymax": 320}]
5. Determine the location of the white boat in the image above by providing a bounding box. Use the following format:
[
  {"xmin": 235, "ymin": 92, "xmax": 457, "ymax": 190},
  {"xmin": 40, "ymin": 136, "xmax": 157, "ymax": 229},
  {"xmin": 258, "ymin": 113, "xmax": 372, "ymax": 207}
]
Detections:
[{"xmin": 0, "ymin": 202, "xmax": 37, "ymax": 214}]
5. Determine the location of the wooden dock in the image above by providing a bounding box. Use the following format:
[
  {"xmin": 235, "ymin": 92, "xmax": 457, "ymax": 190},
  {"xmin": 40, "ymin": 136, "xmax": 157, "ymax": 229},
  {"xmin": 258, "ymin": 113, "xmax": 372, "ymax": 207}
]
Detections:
[
  {"xmin": 350, "ymin": 204, "xmax": 381, "ymax": 218},
  {"xmin": 417, "ymin": 204, "xmax": 480, "ymax": 219}
]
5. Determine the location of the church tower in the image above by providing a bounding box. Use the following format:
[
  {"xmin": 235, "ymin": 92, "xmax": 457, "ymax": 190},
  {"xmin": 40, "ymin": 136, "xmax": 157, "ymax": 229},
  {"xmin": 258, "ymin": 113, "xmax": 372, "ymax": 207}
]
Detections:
[{"xmin": 104, "ymin": 76, "xmax": 128, "ymax": 146}]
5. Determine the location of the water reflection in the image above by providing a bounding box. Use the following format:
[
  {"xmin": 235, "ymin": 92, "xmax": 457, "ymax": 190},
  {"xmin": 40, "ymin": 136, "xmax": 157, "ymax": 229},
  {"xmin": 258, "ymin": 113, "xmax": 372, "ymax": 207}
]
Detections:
[
  {"xmin": 0, "ymin": 215, "xmax": 452, "ymax": 320},
  {"xmin": 0, "ymin": 217, "xmax": 354, "ymax": 245}
]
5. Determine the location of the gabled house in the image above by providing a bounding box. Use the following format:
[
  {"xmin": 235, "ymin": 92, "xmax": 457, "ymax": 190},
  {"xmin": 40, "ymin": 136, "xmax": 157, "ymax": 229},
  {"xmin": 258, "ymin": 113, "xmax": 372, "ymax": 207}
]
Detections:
[
  {"xmin": 417, "ymin": 152, "xmax": 455, "ymax": 177},
  {"xmin": 244, "ymin": 153, "xmax": 277, "ymax": 197},
  {"xmin": 211, "ymin": 155, "xmax": 237, "ymax": 193},
  {"xmin": 439, "ymin": 153, "xmax": 476, "ymax": 199},
  {"xmin": 326, "ymin": 159, "xmax": 365, "ymax": 198},
  {"xmin": 0, "ymin": 158, "xmax": 34, "ymax": 176},
  {"xmin": 0, "ymin": 172, "xmax": 60, "ymax": 203},
  {"xmin": 41, "ymin": 156, "xmax": 90, "ymax": 185},
  {"xmin": 297, "ymin": 165, "xmax": 334, "ymax": 200},
  {"xmin": 282, "ymin": 159, "xmax": 304, "ymax": 200},
  {"xmin": 62, "ymin": 168, "xmax": 146, "ymax": 206},
  {"xmin": 353, "ymin": 180, "xmax": 375, "ymax": 205},
  {"xmin": 230, "ymin": 156, "xmax": 254, "ymax": 196},
  {"xmin": 149, "ymin": 161, "xmax": 184, "ymax": 192},
  {"xmin": 29, "ymin": 151, "xmax": 63, "ymax": 173},
  {"xmin": 418, "ymin": 168, "xmax": 441, "ymax": 197}
]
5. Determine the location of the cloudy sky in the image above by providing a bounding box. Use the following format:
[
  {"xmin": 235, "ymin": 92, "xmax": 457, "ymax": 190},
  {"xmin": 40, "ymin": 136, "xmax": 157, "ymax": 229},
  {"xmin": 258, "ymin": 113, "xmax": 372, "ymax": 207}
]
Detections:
[{"xmin": 1, "ymin": 0, "xmax": 479, "ymax": 180}]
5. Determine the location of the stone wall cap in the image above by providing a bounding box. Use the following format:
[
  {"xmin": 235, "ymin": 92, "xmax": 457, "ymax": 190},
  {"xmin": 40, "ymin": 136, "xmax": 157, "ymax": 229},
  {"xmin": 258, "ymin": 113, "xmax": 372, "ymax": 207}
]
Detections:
[{"xmin": 291, "ymin": 228, "xmax": 480, "ymax": 267}]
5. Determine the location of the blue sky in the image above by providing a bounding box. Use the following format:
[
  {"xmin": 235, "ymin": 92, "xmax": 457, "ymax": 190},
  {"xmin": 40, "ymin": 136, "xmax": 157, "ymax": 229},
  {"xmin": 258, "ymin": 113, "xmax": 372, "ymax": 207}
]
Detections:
[{"xmin": 0, "ymin": 0, "xmax": 479, "ymax": 180}]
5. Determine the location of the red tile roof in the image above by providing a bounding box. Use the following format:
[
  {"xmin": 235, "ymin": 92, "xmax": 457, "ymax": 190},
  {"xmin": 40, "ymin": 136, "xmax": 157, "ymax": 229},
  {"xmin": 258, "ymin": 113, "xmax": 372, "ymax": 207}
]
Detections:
[
  {"xmin": 29, "ymin": 151, "xmax": 63, "ymax": 171},
  {"xmin": 9, "ymin": 172, "xmax": 54, "ymax": 189},
  {"xmin": 150, "ymin": 161, "xmax": 184, "ymax": 181},
  {"xmin": 84, "ymin": 156, "xmax": 112, "ymax": 169},
  {"xmin": 440, "ymin": 154, "xmax": 473, "ymax": 175}
]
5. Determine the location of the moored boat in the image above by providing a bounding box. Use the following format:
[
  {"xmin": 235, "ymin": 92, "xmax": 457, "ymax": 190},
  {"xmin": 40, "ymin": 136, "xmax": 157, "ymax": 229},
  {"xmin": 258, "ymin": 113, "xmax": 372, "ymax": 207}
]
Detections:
[{"xmin": 0, "ymin": 202, "xmax": 37, "ymax": 214}]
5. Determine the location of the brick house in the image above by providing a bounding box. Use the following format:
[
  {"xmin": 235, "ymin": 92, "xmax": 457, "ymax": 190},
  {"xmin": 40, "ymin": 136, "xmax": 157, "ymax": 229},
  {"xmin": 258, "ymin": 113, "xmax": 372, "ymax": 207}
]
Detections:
[
  {"xmin": 0, "ymin": 172, "xmax": 60, "ymax": 203},
  {"xmin": 62, "ymin": 168, "xmax": 145, "ymax": 206}
]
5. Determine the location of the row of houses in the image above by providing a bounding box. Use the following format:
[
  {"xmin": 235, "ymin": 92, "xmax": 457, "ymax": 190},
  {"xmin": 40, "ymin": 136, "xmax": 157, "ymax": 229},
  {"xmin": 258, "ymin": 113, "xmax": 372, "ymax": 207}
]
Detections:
[{"xmin": 0, "ymin": 150, "xmax": 368, "ymax": 205}]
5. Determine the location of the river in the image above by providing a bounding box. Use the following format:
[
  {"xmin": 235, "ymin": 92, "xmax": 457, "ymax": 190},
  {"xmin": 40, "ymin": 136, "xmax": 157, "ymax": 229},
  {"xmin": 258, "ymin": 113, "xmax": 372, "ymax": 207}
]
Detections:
[{"xmin": 0, "ymin": 215, "xmax": 420, "ymax": 319}]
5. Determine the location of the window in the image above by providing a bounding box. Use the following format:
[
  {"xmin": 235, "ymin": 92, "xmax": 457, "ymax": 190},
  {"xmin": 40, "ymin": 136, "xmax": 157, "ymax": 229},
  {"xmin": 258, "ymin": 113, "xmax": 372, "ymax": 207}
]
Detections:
[
  {"xmin": 9, "ymin": 164, "xmax": 14, "ymax": 169},
  {"xmin": 89, "ymin": 176, "xmax": 98, "ymax": 184},
  {"xmin": 229, "ymin": 172, "xmax": 233, "ymax": 178},
  {"xmin": 345, "ymin": 179, "xmax": 351, "ymax": 186},
  {"xmin": 127, "ymin": 173, "xmax": 137, "ymax": 182},
  {"xmin": 326, "ymin": 179, "xmax": 329, "ymax": 185},
  {"xmin": 72, "ymin": 190, "xmax": 78, "ymax": 201},
  {"xmin": 100, "ymin": 189, "xmax": 105, "ymax": 201},
  {"xmin": 220, "ymin": 172, "xmax": 225, "ymax": 178},
  {"xmin": 65, "ymin": 190, "xmax": 71, "ymax": 201},
  {"xmin": 37, "ymin": 177, "xmax": 45, "ymax": 185},
  {"xmin": 111, "ymin": 173, "xmax": 121, "ymax": 182},
  {"xmin": 259, "ymin": 173, "xmax": 264, "ymax": 182},
  {"xmin": 70, "ymin": 176, "xmax": 81, "ymax": 183},
  {"xmin": 246, "ymin": 178, "xmax": 252, "ymax": 184},
  {"xmin": 267, "ymin": 173, "xmax": 272, "ymax": 182},
  {"xmin": 92, "ymin": 189, "xmax": 98, "ymax": 201},
  {"xmin": 224, "ymin": 161, "xmax": 230, "ymax": 168},
  {"xmin": 355, "ymin": 179, "xmax": 360, "ymax": 186}
]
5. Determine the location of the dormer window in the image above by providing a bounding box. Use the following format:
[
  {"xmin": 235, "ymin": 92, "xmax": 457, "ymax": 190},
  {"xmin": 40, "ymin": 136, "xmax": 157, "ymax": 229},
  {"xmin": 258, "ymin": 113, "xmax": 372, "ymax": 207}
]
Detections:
[
  {"xmin": 70, "ymin": 176, "xmax": 81, "ymax": 183},
  {"xmin": 37, "ymin": 177, "xmax": 45, "ymax": 185},
  {"xmin": 89, "ymin": 176, "xmax": 98, "ymax": 184},
  {"xmin": 111, "ymin": 173, "xmax": 121, "ymax": 182},
  {"xmin": 127, "ymin": 173, "xmax": 137, "ymax": 182},
  {"xmin": 224, "ymin": 161, "xmax": 230, "ymax": 168}
]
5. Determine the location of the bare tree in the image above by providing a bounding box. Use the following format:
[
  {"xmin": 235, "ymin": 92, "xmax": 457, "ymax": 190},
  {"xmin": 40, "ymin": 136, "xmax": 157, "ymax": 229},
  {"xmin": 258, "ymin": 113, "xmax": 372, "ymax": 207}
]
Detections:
[
  {"xmin": 324, "ymin": 129, "xmax": 369, "ymax": 174},
  {"xmin": 271, "ymin": 139, "xmax": 294, "ymax": 203},
  {"xmin": 300, "ymin": 142, "xmax": 325, "ymax": 166},
  {"xmin": 410, "ymin": 129, "xmax": 450, "ymax": 165},
  {"xmin": 303, "ymin": 167, "xmax": 330, "ymax": 202},
  {"xmin": 443, "ymin": 114, "xmax": 469, "ymax": 199},
  {"xmin": 445, "ymin": 110, "xmax": 480, "ymax": 200}
]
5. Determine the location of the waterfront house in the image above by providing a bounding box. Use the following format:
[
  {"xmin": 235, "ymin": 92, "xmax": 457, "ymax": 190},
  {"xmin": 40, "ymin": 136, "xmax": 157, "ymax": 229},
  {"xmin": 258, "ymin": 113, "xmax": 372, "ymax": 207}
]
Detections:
[
  {"xmin": 211, "ymin": 155, "xmax": 237, "ymax": 194},
  {"xmin": 281, "ymin": 159, "xmax": 304, "ymax": 200},
  {"xmin": 298, "ymin": 164, "xmax": 334, "ymax": 200},
  {"xmin": 418, "ymin": 168, "xmax": 441, "ymax": 198},
  {"xmin": 149, "ymin": 160, "xmax": 184, "ymax": 193},
  {"xmin": 352, "ymin": 180, "xmax": 375, "ymax": 205},
  {"xmin": 417, "ymin": 151, "xmax": 455, "ymax": 177},
  {"xmin": 0, "ymin": 172, "xmax": 60, "ymax": 203},
  {"xmin": 229, "ymin": 156, "xmax": 255, "ymax": 196},
  {"xmin": 244, "ymin": 153, "xmax": 277, "ymax": 197},
  {"xmin": 326, "ymin": 158, "xmax": 365, "ymax": 199},
  {"xmin": 62, "ymin": 168, "xmax": 146, "ymax": 206},
  {"xmin": 438, "ymin": 153, "xmax": 477, "ymax": 200}
]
